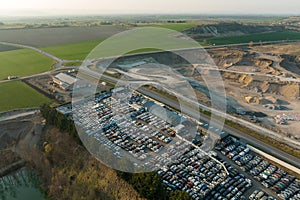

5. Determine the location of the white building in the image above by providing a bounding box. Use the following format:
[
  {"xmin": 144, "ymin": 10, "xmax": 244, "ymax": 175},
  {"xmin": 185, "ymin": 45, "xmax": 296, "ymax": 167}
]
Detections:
[{"xmin": 53, "ymin": 73, "xmax": 78, "ymax": 91}]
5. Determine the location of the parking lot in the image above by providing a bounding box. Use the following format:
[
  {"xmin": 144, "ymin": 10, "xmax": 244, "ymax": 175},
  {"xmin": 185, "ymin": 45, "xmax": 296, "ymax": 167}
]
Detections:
[
  {"xmin": 215, "ymin": 135, "xmax": 300, "ymax": 200},
  {"xmin": 72, "ymin": 90, "xmax": 210, "ymax": 165},
  {"xmin": 65, "ymin": 88, "xmax": 300, "ymax": 200}
]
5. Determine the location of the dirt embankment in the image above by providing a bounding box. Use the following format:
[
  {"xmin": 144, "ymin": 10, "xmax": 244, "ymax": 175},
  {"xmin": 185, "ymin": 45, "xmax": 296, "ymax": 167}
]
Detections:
[
  {"xmin": 280, "ymin": 54, "xmax": 300, "ymax": 76},
  {"xmin": 236, "ymin": 74, "xmax": 300, "ymax": 99},
  {"xmin": 209, "ymin": 48, "xmax": 244, "ymax": 68}
]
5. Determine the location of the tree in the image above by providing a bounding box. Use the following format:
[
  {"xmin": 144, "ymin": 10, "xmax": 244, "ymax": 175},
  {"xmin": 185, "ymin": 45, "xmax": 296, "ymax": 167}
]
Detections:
[
  {"xmin": 40, "ymin": 104, "xmax": 81, "ymax": 144},
  {"xmin": 129, "ymin": 172, "xmax": 167, "ymax": 200},
  {"xmin": 169, "ymin": 190, "xmax": 192, "ymax": 200},
  {"xmin": 44, "ymin": 144, "xmax": 52, "ymax": 155}
]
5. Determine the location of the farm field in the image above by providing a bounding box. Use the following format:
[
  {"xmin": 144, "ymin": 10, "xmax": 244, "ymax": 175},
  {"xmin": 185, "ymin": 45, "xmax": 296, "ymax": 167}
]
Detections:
[
  {"xmin": 41, "ymin": 27, "xmax": 200, "ymax": 60},
  {"xmin": 205, "ymin": 31, "xmax": 300, "ymax": 45},
  {"xmin": 0, "ymin": 81, "xmax": 51, "ymax": 112},
  {"xmin": 41, "ymin": 38, "xmax": 105, "ymax": 60},
  {"xmin": 138, "ymin": 23, "xmax": 197, "ymax": 32},
  {"xmin": 0, "ymin": 49, "xmax": 54, "ymax": 80},
  {"xmin": 0, "ymin": 26, "xmax": 126, "ymax": 47}
]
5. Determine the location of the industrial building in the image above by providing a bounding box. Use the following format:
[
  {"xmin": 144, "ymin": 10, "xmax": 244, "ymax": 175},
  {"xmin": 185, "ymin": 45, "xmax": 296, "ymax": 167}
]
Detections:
[{"xmin": 53, "ymin": 73, "xmax": 78, "ymax": 91}]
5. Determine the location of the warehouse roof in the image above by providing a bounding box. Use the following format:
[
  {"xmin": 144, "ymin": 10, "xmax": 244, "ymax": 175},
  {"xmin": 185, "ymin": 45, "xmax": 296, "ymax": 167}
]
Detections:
[{"xmin": 54, "ymin": 73, "xmax": 77, "ymax": 85}]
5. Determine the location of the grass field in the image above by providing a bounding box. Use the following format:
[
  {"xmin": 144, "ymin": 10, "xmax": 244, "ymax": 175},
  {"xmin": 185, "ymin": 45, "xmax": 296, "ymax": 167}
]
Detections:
[
  {"xmin": 205, "ymin": 31, "xmax": 300, "ymax": 45},
  {"xmin": 126, "ymin": 48, "xmax": 162, "ymax": 54},
  {"xmin": 0, "ymin": 81, "xmax": 51, "ymax": 112},
  {"xmin": 0, "ymin": 49, "xmax": 54, "ymax": 80},
  {"xmin": 41, "ymin": 38, "xmax": 105, "ymax": 60},
  {"xmin": 41, "ymin": 26, "xmax": 201, "ymax": 60}
]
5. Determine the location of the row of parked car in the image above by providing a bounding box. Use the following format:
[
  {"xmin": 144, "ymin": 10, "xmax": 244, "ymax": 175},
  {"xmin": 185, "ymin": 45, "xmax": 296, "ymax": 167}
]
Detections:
[
  {"xmin": 73, "ymin": 100, "xmax": 103, "ymax": 134},
  {"xmin": 159, "ymin": 147, "xmax": 227, "ymax": 199},
  {"xmin": 99, "ymin": 101, "xmax": 176, "ymax": 159},
  {"xmin": 129, "ymin": 93, "xmax": 145, "ymax": 105},
  {"xmin": 136, "ymin": 111, "xmax": 171, "ymax": 131},
  {"xmin": 217, "ymin": 135, "xmax": 300, "ymax": 200},
  {"xmin": 249, "ymin": 190, "xmax": 276, "ymax": 200},
  {"xmin": 208, "ymin": 173, "xmax": 251, "ymax": 199},
  {"xmin": 73, "ymin": 93, "xmax": 136, "ymax": 135}
]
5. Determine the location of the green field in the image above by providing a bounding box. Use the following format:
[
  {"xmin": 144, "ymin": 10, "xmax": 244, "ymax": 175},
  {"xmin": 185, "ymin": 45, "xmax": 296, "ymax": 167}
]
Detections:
[
  {"xmin": 40, "ymin": 24, "xmax": 196, "ymax": 60},
  {"xmin": 126, "ymin": 48, "xmax": 162, "ymax": 54},
  {"xmin": 41, "ymin": 27, "xmax": 201, "ymax": 60},
  {"xmin": 205, "ymin": 31, "xmax": 300, "ymax": 45},
  {"xmin": 0, "ymin": 81, "xmax": 51, "ymax": 112},
  {"xmin": 138, "ymin": 23, "xmax": 196, "ymax": 32},
  {"xmin": 41, "ymin": 38, "xmax": 104, "ymax": 60},
  {"xmin": 0, "ymin": 49, "xmax": 54, "ymax": 80}
]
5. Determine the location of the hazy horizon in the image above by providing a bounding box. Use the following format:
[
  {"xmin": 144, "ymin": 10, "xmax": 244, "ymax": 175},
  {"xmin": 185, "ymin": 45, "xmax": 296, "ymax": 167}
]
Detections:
[{"xmin": 1, "ymin": 0, "xmax": 300, "ymax": 16}]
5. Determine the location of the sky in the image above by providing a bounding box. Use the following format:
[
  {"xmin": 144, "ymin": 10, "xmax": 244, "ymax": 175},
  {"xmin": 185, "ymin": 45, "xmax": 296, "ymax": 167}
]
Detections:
[{"xmin": 1, "ymin": 0, "xmax": 300, "ymax": 16}]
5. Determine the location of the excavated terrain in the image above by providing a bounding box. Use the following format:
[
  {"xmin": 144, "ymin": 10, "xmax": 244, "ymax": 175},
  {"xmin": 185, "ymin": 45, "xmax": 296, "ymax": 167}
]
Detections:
[{"xmin": 104, "ymin": 43, "xmax": 300, "ymax": 138}]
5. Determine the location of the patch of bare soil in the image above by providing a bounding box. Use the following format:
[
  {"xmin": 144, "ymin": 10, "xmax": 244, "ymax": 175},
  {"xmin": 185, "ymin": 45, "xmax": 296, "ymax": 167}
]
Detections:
[
  {"xmin": 235, "ymin": 74, "xmax": 299, "ymax": 99},
  {"xmin": 0, "ymin": 121, "xmax": 33, "ymax": 149},
  {"xmin": 0, "ymin": 150, "xmax": 21, "ymax": 169}
]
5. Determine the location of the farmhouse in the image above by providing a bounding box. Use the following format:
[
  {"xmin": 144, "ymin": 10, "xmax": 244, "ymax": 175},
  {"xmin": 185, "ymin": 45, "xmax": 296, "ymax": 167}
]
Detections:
[{"xmin": 53, "ymin": 73, "xmax": 78, "ymax": 91}]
